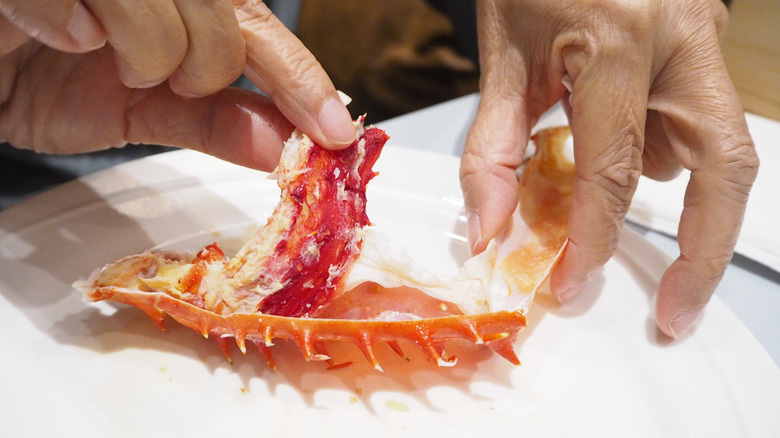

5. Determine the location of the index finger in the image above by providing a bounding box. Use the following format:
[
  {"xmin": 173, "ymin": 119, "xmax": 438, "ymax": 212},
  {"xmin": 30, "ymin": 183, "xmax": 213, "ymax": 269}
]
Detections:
[{"xmin": 233, "ymin": 1, "xmax": 355, "ymax": 149}]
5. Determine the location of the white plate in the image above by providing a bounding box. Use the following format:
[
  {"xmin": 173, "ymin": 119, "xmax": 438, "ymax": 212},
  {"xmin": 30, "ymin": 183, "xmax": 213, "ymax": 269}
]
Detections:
[{"xmin": 1, "ymin": 146, "xmax": 778, "ymax": 437}]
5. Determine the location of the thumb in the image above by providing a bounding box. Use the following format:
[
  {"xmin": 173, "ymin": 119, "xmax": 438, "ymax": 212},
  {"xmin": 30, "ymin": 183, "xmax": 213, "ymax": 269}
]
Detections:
[
  {"xmin": 124, "ymin": 86, "xmax": 294, "ymax": 172},
  {"xmin": 460, "ymin": 94, "xmax": 531, "ymax": 255},
  {"xmin": 460, "ymin": 0, "xmax": 537, "ymax": 255}
]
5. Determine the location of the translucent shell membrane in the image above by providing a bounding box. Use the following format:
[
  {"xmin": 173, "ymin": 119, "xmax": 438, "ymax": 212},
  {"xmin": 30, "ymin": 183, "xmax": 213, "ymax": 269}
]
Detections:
[{"xmin": 77, "ymin": 123, "xmax": 574, "ymax": 370}]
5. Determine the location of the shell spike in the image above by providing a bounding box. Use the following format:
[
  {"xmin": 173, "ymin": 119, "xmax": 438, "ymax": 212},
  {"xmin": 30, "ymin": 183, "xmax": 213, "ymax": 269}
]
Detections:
[
  {"xmin": 354, "ymin": 333, "xmax": 382, "ymax": 372},
  {"xmin": 409, "ymin": 328, "xmax": 445, "ymax": 365},
  {"xmin": 292, "ymin": 330, "xmax": 330, "ymax": 362},
  {"xmin": 387, "ymin": 341, "xmax": 408, "ymax": 361},
  {"xmin": 234, "ymin": 330, "xmax": 247, "ymax": 355},
  {"xmin": 216, "ymin": 336, "xmax": 233, "ymax": 364},
  {"xmin": 487, "ymin": 336, "xmax": 521, "ymax": 366},
  {"xmin": 464, "ymin": 320, "xmax": 484, "ymax": 344},
  {"xmin": 198, "ymin": 320, "xmax": 210, "ymax": 339},
  {"xmin": 137, "ymin": 304, "xmax": 167, "ymax": 331},
  {"xmin": 253, "ymin": 341, "xmax": 277, "ymax": 370}
]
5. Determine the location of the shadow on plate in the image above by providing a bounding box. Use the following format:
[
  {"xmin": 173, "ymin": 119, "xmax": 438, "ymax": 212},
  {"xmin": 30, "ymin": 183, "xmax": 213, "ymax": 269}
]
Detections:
[{"xmin": 55, "ymin": 299, "xmax": 523, "ymax": 412}]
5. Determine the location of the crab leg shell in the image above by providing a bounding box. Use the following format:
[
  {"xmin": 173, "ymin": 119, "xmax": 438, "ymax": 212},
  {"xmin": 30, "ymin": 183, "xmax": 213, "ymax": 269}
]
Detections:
[
  {"xmin": 86, "ymin": 283, "xmax": 525, "ymax": 369},
  {"xmin": 78, "ymin": 125, "xmax": 574, "ymax": 369}
]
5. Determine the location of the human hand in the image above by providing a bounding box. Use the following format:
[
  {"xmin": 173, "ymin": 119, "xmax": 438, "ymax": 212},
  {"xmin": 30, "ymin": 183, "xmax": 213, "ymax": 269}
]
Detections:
[
  {"xmin": 460, "ymin": 0, "xmax": 759, "ymax": 337},
  {"xmin": 0, "ymin": 0, "xmax": 355, "ymax": 169}
]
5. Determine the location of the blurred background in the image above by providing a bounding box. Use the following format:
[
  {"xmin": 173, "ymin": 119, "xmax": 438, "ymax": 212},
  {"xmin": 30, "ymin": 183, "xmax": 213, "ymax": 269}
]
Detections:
[{"xmin": 0, "ymin": 0, "xmax": 776, "ymax": 210}]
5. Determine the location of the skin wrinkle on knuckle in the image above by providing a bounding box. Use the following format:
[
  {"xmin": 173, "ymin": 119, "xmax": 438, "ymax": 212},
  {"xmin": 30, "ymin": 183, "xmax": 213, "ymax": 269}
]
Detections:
[
  {"xmin": 279, "ymin": 47, "xmax": 318, "ymax": 91},
  {"xmin": 554, "ymin": 25, "xmax": 594, "ymax": 81},
  {"xmin": 680, "ymin": 250, "xmax": 732, "ymax": 284},
  {"xmin": 716, "ymin": 141, "xmax": 759, "ymax": 187},
  {"xmin": 464, "ymin": 127, "xmax": 524, "ymax": 169},
  {"xmin": 459, "ymin": 149, "xmax": 481, "ymax": 181},
  {"xmin": 576, "ymin": 162, "xmax": 639, "ymax": 234},
  {"xmin": 101, "ymin": 3, "xmax": 187, "ymax": 86},
  {"xmin": 558, "ymin": 1, "xmax": 651, "ymax": 72},
  {"xmin": 691, "ymin": 137, "xmax": 759, "ymax": 204},
  {"xmin": 245, "ymin": 8, "xmax": 324, "ymax": 107},
  {"xmin": 460, "ymin": 146, "xmax": 519, "ymax": 187},
  {"xmin": 580, "ymin": 125, "xmax": 643, "ymax": 209},
  {"xmin": 176, "ymin": 53, "xmax": 242, "ymax": 94}
]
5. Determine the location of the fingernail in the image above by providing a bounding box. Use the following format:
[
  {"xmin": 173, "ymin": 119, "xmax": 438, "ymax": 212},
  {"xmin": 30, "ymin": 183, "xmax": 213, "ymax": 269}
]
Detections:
[
  {"xmin": 318, "ymin": 97, "xmax": 356, "ymax": 145},
  {"xmin": 67, "ymin": 2, "xmax": 106, "ymax": 50},
  {"xmin": 466, "ymin": 210, "xmax": 483, "ymax": 255},
  {"xmin": 554, "ymin": 282, "xmax": 585, "ymax": 303},
  {"xmin": 561, "ymin": 73, "xmax": 573, "ymax": 93},
  {"xmin": 668, "ymin": 307, "xmax": 703, "ymax": 338}
]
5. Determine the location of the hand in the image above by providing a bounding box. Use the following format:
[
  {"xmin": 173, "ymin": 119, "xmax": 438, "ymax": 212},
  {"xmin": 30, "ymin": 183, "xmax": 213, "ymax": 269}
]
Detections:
[
  {"xmin": 0, "ymin": 0, "xmax": 355, "ymax": 170},
  {"xmin": 460, "ymin": 0, "xmax": 759, "ymax": 337}
]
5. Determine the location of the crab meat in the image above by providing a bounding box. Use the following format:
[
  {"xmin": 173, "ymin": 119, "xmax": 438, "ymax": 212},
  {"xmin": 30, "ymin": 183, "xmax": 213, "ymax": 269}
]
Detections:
[{"xmin": 76, "ymin": 121, "xmax": 574, "ymax": 369}]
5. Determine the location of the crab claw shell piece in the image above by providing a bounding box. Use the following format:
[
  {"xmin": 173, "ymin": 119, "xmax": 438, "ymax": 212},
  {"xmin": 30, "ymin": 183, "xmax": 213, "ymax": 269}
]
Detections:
[{"xmin": 76, "ymin": 122, "xmax": 574, "ymax": 370}]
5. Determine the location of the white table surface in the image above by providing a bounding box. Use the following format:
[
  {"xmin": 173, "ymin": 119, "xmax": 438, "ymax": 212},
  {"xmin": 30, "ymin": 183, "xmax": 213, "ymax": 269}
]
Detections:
[{"xmin": 378, "ymin": 93, "xmax": 780, "ymax": 367}]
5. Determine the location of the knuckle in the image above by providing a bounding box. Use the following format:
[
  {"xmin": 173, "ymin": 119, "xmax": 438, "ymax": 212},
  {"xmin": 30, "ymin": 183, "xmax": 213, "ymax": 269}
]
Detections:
[
  {"xmin": 595, "ymin": 151, "xmax": 642, "ymax": 189},
  {"xmin": 117, "ymin": 34, "xmax": 187, "ymax": 87},
  {"xmin": 280, "ymin": 47, "xmax": 320, "ymax": 88},
  {"xmin": 174, "ymin": 56, "xmax": 244, "ymax": 97},
  {"xmin": 687, "ymin": 250, "xmax": 731, "ymax": 285},
  {"xmin": 460, "ymin": 137, "xmax": 522, "ymax": 179},
  {"xmin": 459, "ymin": 149, "xmax": 481, "ymax": 181},
  {"xmin": 585, "ymin": 129, "xmax": 643, "ymax": 211},
  {"xmin": 459, "ymin": 147, "xmax": 519, "ymax": 190},
  {"xmin": 581, "ymin": 0, "xmax": 653, "ymax": 40},
  {"xmin": 707, "ymin": 137, "xmax": 759, "ymax": 202},
  {"xmin": 256, "ymin": 40, "xmax": 320, "ymax": 100}
]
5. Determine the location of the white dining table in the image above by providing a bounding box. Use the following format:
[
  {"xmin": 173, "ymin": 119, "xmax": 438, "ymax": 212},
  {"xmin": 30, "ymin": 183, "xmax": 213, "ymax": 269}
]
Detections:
[{"xmin": 379, "ymin": 93, "xmax": 780, "ymax": 367}]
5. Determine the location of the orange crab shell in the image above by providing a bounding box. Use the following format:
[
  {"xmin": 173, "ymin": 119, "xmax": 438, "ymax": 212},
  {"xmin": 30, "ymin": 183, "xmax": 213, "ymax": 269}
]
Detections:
[
  {"xmin": 79, "ymin": 123, "xmax": 574, "ymax": 370},
  {"xmin": 88, "ymin": 277, "xmax": 526, "ymax": 370}
]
